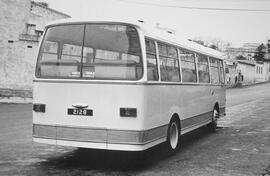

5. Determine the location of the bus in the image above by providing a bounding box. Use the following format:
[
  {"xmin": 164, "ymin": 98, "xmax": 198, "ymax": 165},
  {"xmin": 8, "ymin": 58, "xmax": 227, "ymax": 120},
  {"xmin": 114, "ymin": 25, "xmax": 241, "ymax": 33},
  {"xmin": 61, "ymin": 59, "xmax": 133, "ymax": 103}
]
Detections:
[{"xmin": 33, "ymin": 18, "xmax": 226, "ymax": 152}]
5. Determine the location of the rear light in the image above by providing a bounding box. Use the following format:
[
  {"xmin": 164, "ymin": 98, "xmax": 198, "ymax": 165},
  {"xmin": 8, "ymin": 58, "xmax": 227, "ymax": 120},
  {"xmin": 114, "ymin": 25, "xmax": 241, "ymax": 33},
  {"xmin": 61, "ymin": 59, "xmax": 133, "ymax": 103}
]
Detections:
[
  {"xmin": 120, "ymin": 108, "xmax": 137, "ymax": 117},
  {"xmin": 33, "ymin": 104, "xmax": 46, "ymax": 113}
]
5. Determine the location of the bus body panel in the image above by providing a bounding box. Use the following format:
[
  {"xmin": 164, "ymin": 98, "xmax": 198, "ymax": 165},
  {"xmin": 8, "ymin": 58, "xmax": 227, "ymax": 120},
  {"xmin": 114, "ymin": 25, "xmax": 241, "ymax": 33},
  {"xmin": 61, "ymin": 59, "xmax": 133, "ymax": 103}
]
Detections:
[
  {"xmin": 33, "ymin": 81, "xmax": 145, "ymax": 130},
  {"xmin": 143, "ymin": 84, "xmax": 225, "ymax": 133},
  {"xmin": 33, "ymin": 81, "xmax": 225, "ymax": 151}
]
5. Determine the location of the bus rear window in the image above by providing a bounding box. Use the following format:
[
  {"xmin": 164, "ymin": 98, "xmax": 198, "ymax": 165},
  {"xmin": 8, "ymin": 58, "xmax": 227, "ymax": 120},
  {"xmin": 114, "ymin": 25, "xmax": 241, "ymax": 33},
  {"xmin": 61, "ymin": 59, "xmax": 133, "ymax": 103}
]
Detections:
[{"xmin": 36, "ymin": 24, "xmax": 143, "ymax": 80}]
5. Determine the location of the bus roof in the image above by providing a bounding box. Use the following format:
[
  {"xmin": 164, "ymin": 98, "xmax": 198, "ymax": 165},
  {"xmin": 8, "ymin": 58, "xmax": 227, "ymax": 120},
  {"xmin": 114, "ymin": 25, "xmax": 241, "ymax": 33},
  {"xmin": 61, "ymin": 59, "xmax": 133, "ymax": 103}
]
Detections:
[{"xmin": 46, "ymin": 17, "xmax": 224, "ymax": 59}]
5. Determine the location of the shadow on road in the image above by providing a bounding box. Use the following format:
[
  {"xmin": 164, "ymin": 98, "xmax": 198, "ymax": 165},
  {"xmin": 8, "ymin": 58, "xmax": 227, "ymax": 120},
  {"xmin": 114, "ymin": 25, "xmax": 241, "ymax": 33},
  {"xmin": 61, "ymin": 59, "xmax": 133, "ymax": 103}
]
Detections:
[{"xmin": 37, "ymin": 126, "xmax": 226, "ymax": 172}]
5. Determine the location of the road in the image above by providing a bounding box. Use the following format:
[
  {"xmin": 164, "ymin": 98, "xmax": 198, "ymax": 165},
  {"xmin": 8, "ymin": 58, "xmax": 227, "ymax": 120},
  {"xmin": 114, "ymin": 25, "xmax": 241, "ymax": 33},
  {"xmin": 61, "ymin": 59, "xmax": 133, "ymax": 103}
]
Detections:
[{"xmin": 0, "ymin": 83, "xmax": 270, "ymax": 176}]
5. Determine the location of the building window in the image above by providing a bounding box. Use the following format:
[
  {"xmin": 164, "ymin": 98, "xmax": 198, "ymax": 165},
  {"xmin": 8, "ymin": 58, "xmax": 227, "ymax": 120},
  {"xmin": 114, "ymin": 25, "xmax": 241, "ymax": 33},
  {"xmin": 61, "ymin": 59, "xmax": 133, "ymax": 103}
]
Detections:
[
  {"xmin": 225, "ymin": 67, "xmax": 229, "ymax": 73},
  {"xmin": 257, "ymin": 66, "xmax": 263, "ymax": 74},
  {"xmin": 26, "ymin": 23, "xmax": 36, "ymax": 35},
  {"xmin": 35, "ymin": 30, "xmax": 44, "ymax": 36}
]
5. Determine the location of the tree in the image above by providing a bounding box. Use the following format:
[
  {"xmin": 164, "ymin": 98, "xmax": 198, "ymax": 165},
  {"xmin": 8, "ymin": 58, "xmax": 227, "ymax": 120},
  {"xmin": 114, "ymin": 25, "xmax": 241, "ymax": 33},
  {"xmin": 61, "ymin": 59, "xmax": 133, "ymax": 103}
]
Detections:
[
  {"xmin": 253, "ymin": 44, "xmax": 266, "ymax": 62},
  {"xmin": 236, "ymin": 55, "xmax": 246, "ymax": 60},
  {"xmin": 192, "ymin": 37, "xmax": 232, "ymax": 51},
  {"xmin": 209, "ymin": 44, "xmax": 218, "ymax": 50}
]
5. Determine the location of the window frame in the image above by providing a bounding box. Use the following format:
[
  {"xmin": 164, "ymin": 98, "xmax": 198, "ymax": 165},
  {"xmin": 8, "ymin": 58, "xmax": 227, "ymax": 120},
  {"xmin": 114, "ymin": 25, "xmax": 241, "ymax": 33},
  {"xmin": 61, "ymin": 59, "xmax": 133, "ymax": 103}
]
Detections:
[
  {"xmin": 36, "ymin": 23, "xmax": 144, "ymax": 81},
  {"xmin": 209, "ymin": 57, "xmax": 224, "ymax": 85},
  {"xmin": 36, "ymin": 24, "xmax": 85, "ymax": 79},
  {"xmin": 157, "ymin": 42, "xmax": 181, "ymax": 82},
  {"xmin": 144, "ymin": 37, "xmax": 224, "ymax": 86},
  {"xmin": 179, "ymin": 48, "xmax": 197, "ymax": 83},
  {"xmin": 218, "ymin": 60, "xmax": 225, "ymax": 84},
  {"xmin": 145, "ymin": 38, "xmax": 159, "ymax": 81},
  {"xmin": 195, "ymin": 53, "xmax": 211, "ymax": 84}
]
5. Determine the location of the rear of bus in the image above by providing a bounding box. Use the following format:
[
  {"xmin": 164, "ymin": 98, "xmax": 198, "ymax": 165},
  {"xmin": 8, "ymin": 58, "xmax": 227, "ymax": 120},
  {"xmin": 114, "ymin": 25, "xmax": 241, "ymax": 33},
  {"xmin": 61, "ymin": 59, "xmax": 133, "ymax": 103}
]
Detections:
[{"xmin": 32, "ymin": 21, "xmax": 152, "ymax": 151}]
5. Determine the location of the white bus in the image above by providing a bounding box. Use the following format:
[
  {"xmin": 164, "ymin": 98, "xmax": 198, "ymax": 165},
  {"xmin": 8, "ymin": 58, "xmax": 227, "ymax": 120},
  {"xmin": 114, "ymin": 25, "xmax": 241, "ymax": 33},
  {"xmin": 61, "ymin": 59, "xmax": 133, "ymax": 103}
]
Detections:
[{"xmin": 33, "ymin": 18, "xmax": 226, "ymax": 152}]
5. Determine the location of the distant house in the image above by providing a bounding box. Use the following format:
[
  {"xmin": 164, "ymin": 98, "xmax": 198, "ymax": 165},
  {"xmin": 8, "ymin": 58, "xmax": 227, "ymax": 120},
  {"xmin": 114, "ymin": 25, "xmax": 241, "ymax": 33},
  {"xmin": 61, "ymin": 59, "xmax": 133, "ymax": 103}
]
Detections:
[
  {"xmin": 255, "ymin": 61, "xmax": 270, "ymax": 83},
  {"xmin": 225, "ymin": 59, "xmax": 270, "ymax": 86},
  {"xmin": 237, "ymin": 60, "xmax": 256, "ymax": 85},
  {"xmin": 224, "ymin": 41, "xmax": 270, "ymax": 86},
  {"xmin": 0, "ymin": 0, "xmax": 70, "ymax": 92}
]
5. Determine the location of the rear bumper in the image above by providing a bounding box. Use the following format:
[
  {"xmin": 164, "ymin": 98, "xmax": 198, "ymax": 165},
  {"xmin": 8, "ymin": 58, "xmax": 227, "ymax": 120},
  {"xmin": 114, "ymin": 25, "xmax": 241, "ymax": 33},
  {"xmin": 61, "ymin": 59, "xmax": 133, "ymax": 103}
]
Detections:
[
  {"xmin": 33, "ymin": 137, "xmax": 166, "ymax": 151},
  {"xmin": 33, "ymin": 124, "xmax": 167, "ymax": 151}
]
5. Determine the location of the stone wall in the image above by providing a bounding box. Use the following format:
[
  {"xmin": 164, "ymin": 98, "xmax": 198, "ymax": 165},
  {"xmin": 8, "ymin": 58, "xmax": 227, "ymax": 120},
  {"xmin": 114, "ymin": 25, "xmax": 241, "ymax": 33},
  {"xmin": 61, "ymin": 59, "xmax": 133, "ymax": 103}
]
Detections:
[
  {"xmin": 0, "ymin": 0, "xmax": 31, "ymax": 90},
  {"xmin": 30, "ymin": 1, "xmax": 70, "ymax": 31},
  {"xmin": 0, "ymin": 0, "xmax": 69, "ymax": 95}
]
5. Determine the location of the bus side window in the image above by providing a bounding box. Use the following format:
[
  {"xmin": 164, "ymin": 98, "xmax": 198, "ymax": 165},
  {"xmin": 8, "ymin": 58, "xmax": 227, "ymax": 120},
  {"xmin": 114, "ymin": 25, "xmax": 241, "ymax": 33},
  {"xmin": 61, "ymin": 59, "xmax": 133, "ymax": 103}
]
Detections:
[
  {"xmin": 209, "ymin": 57, "xmax": 220, "ymax": 84},
  {"xmin": 219, "ymin": 60, "xmax": 225, "ymax": 84},
  {"xmin": 157, "ymin": 43, "xmax": 180, "ymax": 82},
  {"xmin": 145, "ymin": 39, "xmax": 158, "ymax": 81},
  {"xmin": 197, "ymin": 54, "xmax": 210, "ymax": 83},
  {"xmin": 179, "ymin": 49, "xmax": 197, "ymax": 83}
]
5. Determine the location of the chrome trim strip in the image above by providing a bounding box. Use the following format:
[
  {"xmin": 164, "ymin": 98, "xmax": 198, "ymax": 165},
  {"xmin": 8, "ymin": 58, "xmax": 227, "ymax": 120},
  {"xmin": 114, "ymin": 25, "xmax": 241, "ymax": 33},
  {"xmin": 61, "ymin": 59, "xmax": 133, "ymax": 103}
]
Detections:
[
  {"xmin": 181, "ymin": 111, "xmax": 212, "ymax": 130},
  {"xmin": 34, "ymin": 136, "xmax": 167, "ymax": 151},
  {"xmin": 181, "ymin": 119, "xmax": 212, "ymax": 134},
  {"xmin": 33, "ymin": 124, "xmax": 56, "ymax": 139},
  {"xmin": 34, "ymin": 79, "xmax": 223, "ymax": 86},
  {"xmin": 33, "ymin": 124, "xmax": 168, "ymax": 145},
  {"xmin": 57, "ymin": 126, "xmax": 107, "ymax": 143}
]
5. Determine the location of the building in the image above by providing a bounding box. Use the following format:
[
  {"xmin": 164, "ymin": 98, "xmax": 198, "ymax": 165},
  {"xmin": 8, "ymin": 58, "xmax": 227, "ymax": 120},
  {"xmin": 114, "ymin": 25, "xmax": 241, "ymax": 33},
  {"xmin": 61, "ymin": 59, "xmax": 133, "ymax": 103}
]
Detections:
[
  {"xmin": 224, "ymin": 40, "xmax": 270, "ymax": 86},
  {"xmin": 255, "ymin": 61, "xmax": 270, "ymax": 83},
  {"xmin": 225, "ymin": 60, "xmax": 254, "ymax": 86},
  {"xmin": 0, "ymin": 0, "xmax": 70, "ymax": 93},
  {"xmin": 237, "ymin": 60, "xmax": 256, "ymax": 85},
  {"xmin": 225, "ymin": 59, "xmax": 270, "ymax": 86}
]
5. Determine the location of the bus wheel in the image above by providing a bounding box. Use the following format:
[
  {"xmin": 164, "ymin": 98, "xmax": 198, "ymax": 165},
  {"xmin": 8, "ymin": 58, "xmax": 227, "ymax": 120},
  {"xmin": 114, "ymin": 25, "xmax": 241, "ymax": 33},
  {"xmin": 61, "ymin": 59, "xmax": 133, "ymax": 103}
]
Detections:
[
  {"xmin": 166, "ymin": 118, "xmax": 180, "ymax": 152},
  {"xmin": 207, "ymin": 108, "xmax": 219, "ymax": 132}
]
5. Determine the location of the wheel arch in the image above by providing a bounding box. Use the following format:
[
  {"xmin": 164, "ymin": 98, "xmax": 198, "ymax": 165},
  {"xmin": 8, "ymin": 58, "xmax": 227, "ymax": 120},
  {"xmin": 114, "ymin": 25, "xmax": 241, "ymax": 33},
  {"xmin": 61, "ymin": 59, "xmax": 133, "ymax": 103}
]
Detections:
[
  {"xmin": 214, "ymin": 102, "xmax": 220, "ymax": 113},
  {"xmin": 166, "ymin": 113, "xmax": 181, "ymax": 151},
  {"xmin": 170, "ymin": 113, "xmax": 181, "ymax": 131}
]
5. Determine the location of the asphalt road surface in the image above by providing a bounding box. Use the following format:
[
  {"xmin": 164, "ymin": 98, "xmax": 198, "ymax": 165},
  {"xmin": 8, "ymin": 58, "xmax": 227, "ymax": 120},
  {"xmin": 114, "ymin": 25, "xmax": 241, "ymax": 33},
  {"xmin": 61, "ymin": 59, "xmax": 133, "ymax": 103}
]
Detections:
[{"xmin": 0, "ymin": 83, "xmax": 270, "ymax": 176}]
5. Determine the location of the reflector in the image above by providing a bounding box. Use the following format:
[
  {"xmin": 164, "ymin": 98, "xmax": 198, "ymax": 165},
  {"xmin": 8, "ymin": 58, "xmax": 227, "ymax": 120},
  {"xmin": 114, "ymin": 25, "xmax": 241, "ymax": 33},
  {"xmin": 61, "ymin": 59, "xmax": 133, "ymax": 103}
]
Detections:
[
  {"xmin": 33, "ymin": 104, "xmax": 46, "ymax": 113},
  {"xmin": 120, "ymin": 108, "xmax": 137, "ymax": 117}
]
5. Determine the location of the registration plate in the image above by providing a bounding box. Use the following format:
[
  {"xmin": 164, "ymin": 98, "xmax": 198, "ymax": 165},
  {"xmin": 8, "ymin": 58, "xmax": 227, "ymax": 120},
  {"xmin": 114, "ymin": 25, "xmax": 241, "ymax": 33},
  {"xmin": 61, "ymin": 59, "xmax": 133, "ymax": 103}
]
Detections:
[{"xmin": 67, "ymin": 108, "xmax": 93, "ymax": 116}]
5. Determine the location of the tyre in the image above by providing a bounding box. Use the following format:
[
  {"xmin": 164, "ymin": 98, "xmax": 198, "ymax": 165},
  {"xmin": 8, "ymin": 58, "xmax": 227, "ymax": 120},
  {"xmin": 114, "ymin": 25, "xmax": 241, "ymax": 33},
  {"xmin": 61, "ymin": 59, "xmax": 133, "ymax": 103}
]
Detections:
[
  {"xmin": 166, "ymin": 118, "xmax": 181, "ymax": 152},
  {"xmin": 207, "ymin": 108, "xmax": 219, "ymax": 132}
]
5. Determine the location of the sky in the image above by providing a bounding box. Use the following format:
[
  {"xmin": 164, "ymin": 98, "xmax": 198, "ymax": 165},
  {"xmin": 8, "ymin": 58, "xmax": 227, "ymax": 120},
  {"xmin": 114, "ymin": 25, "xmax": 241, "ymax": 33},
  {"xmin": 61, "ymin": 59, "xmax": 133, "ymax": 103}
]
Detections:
[{"xmin": 37, "ymin": 0, "xmax": 270, "ymax": 47}]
